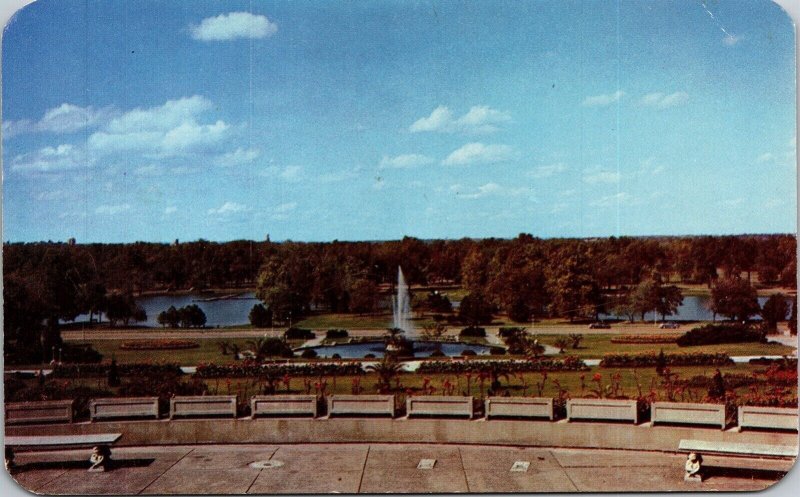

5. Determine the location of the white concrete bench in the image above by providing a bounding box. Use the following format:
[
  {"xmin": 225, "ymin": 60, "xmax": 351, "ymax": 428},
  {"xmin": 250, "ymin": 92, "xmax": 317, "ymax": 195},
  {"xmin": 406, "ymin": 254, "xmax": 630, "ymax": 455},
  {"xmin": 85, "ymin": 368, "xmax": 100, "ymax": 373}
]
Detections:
[
  {"xmin": 327, "ymin": 395, "xmax": 395, "ymax": 417},
  {"xmin": 567, "ymin": 398, "xmax": 638, "ymax": 424},
  {"xmin": 251, "ymin": 395, "xmax": 317, "ymax": 418},
  {"xmin": 737, "ymin": 406, "xmax": 799, "ymax": 432},
  {"xmin": 169, "ymin": 395, "xmax": 237, "ymax": 419},
  {"xmin": 678, "ymin": 439, "xmax": 798, "ymax": 482},
  {"xmin": 406, "ymin": 396, "xmax": 473, "ymax": 418},
  {"xmin": 5, "ymin": 433, "xmax": 122, "ymax": 472},
  {"xmin": 651, "ymin": 402, "xmax": 726, "ymax": 430},
  {"xmin": 90, "ymin": 397, "xmax": 160, "ymax": 421},
  {"xmin": 486, "ymin": 397, "xmax": 554, "ymax": 420},
  {"xmin": 5, "ymin": 400, "xmax": 74, "ymax": 425}
]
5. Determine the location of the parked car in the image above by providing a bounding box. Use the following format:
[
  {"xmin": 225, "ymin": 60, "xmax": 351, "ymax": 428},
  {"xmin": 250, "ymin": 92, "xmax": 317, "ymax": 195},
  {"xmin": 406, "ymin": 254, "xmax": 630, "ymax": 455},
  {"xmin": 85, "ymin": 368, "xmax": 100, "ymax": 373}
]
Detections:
[
  {"xmin": 659, "ymin": 322, "xmax": 680, "ymax": 329},
  {"xmin": 588, "ymin": 322, "xmax": 611, "ymax": 329}
]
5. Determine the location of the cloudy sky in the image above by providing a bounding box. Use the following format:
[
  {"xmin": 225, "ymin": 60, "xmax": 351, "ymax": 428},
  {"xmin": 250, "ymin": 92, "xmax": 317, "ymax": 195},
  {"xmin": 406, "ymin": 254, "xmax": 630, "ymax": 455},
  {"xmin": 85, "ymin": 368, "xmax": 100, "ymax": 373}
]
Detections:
[{"xmin": 2, "ymin": 0, "xmax": 796, "ymax": 243}]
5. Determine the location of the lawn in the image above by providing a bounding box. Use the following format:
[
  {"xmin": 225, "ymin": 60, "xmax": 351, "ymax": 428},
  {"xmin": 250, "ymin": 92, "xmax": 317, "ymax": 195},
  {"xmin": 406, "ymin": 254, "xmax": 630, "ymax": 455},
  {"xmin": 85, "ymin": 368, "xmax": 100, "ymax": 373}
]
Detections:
[{"xmin": 535, "ymin": 333, "xmax": 796, "ymax": 359}]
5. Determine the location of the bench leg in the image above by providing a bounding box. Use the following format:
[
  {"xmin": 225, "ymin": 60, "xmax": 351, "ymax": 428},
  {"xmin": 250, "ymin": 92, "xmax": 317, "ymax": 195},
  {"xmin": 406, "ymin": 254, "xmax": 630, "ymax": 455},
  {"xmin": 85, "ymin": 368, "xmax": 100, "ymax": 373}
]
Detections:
[
  {"xmin": 5, "ymin": 447, "xmax": 16, "ymax": 474},
  {"xmin": 88, "ymin": 445, "xmax": 113, "ymax": 472}
]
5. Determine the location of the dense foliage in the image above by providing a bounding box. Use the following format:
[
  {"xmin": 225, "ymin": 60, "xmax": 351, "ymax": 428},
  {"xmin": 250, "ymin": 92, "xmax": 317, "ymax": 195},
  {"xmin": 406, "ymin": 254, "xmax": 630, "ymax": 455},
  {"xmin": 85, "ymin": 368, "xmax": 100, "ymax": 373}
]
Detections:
[
  {"xmin": 416, "ymin": 357, "xmax": 587, "ymax": 374},
  {"xmin": 676, "ymin": 324, "xmax": 766, "ymax": 347},
  {"xmin": 193, "ymin": 362, "xmax": 364, "ymax": 378},
  {"xmin": 599, "ymin": 352, "xmax": 733, "ymax": 368},
  {"xmin": 49, "ymin": 363, "xmax": 183, "ymax": 378}
]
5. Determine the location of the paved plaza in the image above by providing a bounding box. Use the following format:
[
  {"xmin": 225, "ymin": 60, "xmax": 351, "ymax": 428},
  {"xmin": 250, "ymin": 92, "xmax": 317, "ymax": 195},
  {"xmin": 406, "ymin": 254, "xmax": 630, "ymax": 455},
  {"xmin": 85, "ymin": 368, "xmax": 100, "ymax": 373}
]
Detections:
[{"xmin": 6, "ymin": 442, "xmax": 793, "ymax": 494}]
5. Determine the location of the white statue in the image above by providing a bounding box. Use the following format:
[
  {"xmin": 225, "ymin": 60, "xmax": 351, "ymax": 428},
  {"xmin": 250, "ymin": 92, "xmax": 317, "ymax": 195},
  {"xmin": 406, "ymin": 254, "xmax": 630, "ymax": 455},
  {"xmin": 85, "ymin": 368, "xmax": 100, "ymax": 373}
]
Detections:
[{"xmin": 684, "ymin": 452, "xmax": 702, "ymax": 482}]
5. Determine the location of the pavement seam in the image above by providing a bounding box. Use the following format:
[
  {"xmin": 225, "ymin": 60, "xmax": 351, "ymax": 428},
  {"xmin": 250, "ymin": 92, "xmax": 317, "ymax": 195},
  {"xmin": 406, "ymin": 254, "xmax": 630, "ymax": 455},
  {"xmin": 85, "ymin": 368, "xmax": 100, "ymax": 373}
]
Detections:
[
  {"xmin": 356, "ymin": 445, "xmax": 370, "ymax": 493},
  {"xmin": 244, "ymin": 446, "xmax": 278, "ymax": 494},
  {"xmin": 137, "ymin": 446, "xmax": 196, "ymax": 495},
  {"xmin": 457, "ymin": 447, "xmax": 470, "ymax": 492},
  {"xmin": 549, "ymin": 449, "xmax": 580, "ymax": 492}
]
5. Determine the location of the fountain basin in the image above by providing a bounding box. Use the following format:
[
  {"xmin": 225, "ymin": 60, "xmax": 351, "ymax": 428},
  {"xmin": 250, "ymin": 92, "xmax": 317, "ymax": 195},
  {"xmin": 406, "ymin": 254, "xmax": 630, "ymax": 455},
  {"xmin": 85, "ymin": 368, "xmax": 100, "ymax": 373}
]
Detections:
[{"xmin": 300, "ymin": 340, "xmax": 495, "ymax": 359}]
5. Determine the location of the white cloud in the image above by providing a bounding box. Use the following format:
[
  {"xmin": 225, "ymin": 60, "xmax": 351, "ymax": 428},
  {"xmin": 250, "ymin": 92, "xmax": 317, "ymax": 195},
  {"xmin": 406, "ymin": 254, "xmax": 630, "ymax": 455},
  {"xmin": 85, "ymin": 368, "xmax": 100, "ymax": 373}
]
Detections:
[
  {"xmin": 442, "ymin": 142, "xmax": 513, "ymax": 166},
  {"xmin": 723, "ymin": 34, "xmax": 741, "ymax": 46},
  {"xmin": 528, "ymin": 163, "xmax": 567, "ymax": 178},
  {"xmin": 95, "ymin": 203, "xmax": 131, "ymax": 215},
  {"xmin": 191, "ymin": 12, "xmax": 278, "ymax": 41},
  {"xmin": 3, "ymin": 103, "xmax": 115, "ymax": 138},
  {"xmin": 582, "ymin": 168, "xmax": 620, "ymax": 184},
  {"xmin": 639, "ymin": 91, "xmax": 689, "ymax": 109},
  {"xmin": 280, "ymin": 165, "xmax": 302, "ymax": 181},
  {"xmin": 86, "ymin": 95, "xmax": 230, "ymax": 157},
  {"xmin": 273, "ymin": 202, "xmax": 297, "ymax": 213},
  {"xmin": 409, "ymin": 105, "xmax": 510, "ymax": 134},
  {"xmin": 207, "ymin": 201, "xmax": 250, "ymax": 215},
  {"xmin": 582, "ymin": 91, "xmax": 624, "ymax": 107},
  {"xmin": 164, "ymin": 206, "xmax": 178, "ymax": 215},
  {"xmin": 318, "ymin": 168, "xmax": 360, "ymax": 183},
  {"xmin": 10, "ymin": 144, "xmax": 87, "ymax": 172},
  {"xmin": 449, "ymin": 182, "xmax": 528, "ymax": 199},
  {"xmin": 591, "ymin": 192, "xmax": 636, "ymax": 207},
  {"xmin": 216, "ymin": 147, "xmax": 260, "ymax": 167},
  {"xmin": 133, "ymin": 164, "xmax": 161, "ymax": 176},
  {"xmin": 756, "ymin": 152, "xmax": 775, "ymax": 163},
  {"xmin": 379, "ymin": 153, "xmax": 434, "ymax": 169}
]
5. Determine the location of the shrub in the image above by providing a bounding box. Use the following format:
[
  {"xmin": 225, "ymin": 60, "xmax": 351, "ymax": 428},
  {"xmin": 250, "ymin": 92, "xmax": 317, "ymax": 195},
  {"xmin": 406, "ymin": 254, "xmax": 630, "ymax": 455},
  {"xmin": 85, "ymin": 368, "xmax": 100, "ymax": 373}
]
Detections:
[
  {"xmin": 676, "ymin": 324, "xmax": 766, "ymax": 347},
  {"xmin": 610, "ymin": 335, "xmax": 677, "ymax": 344},
  {"xmin": 599, "ymin": 352, "xmax": 733, "ymax": 368},
  {"xmin": 120, "ymin": 340, "xmax": 199, "ymax": 350},
  {"xmin": 489, "ymin": 346, "xmax": 506, "ymax": 355},
  {"xmin": 284, "ymin": 327, "xmax": 315, "ymax": 340},
  {"xmin": 325, "ymin": 329, "xmax": 349, "ymax": 339},
  {"xmin": 459, "ymin": 326, "xmax": 486, "ymax": 338},
  {"xmin": 300, "ymin": 349, "xmax": 318, "ymax": 359},
  {"xmin": 60, "ymin": 343, "xmax": 104, "ymax": 363},
  {"xmin": 249, "ymin": 304, "xmax": 272, "ymax": 328},
  {"xmin": 50, "ymin": 363, "xmax": 183, "ymax": 378},
  {"xmin": 417, "ymin": 357, "xmax": 588, "ymax": 375},
  {"xmin": 499, "ymin": 327, "xmax": 526, "ymax": 338},
  {"xmin": 461, "ymin": 349, "xmax": 477, "ymax": 356},
  {"xmin": 193, "ymin": 362, "xmax": 363, "ymax": 378}
]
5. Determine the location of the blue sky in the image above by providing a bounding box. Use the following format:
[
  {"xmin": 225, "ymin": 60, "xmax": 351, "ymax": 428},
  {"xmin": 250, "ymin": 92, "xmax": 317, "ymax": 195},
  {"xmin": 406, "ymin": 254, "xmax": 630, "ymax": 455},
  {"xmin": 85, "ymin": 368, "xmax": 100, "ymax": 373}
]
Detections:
[{"xmin": 2, "ymin": 0, "xmax": 796, "ymax": 243}]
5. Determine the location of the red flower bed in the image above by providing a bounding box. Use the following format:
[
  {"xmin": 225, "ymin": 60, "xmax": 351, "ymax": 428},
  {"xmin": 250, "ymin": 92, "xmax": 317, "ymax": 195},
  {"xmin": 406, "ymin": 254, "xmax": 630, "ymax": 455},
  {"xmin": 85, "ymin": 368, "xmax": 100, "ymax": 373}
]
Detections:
[
  {"xmin": 120, "ymin": 340, "xmax": 200, "ymax": 350},
  {"xmin": 610, "ymin": 335, "xmax": 677, "ymax": 344}
]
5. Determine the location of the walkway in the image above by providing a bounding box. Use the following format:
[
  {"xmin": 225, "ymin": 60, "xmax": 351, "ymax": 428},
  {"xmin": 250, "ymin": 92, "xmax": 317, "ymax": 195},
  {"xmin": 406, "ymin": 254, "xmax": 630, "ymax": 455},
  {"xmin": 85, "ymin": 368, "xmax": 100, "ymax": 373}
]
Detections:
[{"xmin": 8, "ymin": 443, "xmax": 791, "ymax": 494}]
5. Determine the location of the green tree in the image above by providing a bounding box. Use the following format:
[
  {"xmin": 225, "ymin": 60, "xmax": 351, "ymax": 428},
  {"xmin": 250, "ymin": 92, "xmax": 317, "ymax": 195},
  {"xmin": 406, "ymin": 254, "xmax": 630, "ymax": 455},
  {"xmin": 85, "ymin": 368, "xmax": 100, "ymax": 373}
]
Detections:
[
  {"xmin": 458, "ymin": 292, "xmax": 495, "ymax": 326},
  {"xmin": 711, "ymin": 277, "xmax": 760, "ymax": 322},
  {"xmin": 248, "ymin": 303, "xmax": 272, "ymax": 328},
  {"xmin": 761, "ymin": 294, "xmax": 789, "ymax": 332}
]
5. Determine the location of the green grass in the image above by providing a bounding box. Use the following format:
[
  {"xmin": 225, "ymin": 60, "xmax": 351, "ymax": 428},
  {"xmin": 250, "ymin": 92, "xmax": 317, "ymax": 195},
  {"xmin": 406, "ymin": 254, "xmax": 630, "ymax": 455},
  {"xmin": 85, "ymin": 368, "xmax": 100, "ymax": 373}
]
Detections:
[
  {"xmin": 88, "ymin": 338, "xmax": 260, "ymax": 365},
  {"xmin": 535, "ymin": 333, "xmax": 796, "ymax": 359}
]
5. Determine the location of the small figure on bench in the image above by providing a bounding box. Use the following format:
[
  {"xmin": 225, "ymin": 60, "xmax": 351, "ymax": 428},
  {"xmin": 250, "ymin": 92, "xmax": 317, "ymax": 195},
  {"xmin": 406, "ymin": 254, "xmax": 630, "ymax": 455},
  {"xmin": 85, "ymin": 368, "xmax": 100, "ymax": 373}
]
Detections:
[
  {"xmin": 88, "ymin": 445, "xmax": 112, "ymax": 472},
  {"xmin": 684, "ymin": 452, "xmax": 703, "ymax": 482}
]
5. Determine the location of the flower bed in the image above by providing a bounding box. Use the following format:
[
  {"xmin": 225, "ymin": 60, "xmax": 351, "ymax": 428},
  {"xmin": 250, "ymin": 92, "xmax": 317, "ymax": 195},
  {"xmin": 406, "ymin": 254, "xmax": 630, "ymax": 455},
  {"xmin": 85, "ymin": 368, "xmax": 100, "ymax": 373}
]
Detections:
[
  {"xmin": 417, "ymin": 356, "xmax": 588, "ymax": 375},
  {"xmin": 50, "ymin": 363, "xmax": 183, "ymax": 378},
  {"xmin": 599, "ymin": 352, "xmax": 733, "ymax": 368},
  {"xmin": 120, "ymin": 340, "xmax": 200, "ymax": 350},
  {"xmin": 609, "ymin": 335, "xmax": 677, "ymax": 344},
  {"xmin": 676, "ymin": 324, "xmax": 765, "ymax": 347},
  {"xmin": 193, "ymin": 362, "xmax": 364, "ymax": 378}
]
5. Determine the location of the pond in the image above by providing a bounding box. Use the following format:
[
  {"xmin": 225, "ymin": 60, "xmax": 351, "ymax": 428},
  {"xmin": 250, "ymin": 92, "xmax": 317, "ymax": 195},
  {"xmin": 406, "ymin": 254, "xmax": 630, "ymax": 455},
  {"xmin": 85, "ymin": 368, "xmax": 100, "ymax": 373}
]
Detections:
[
  {"xmin": 305, "ymin": 340, "xmax": 494, "ymax": 359},
  {"xmin": 599, "ymin": 295, "xmax": 785, "ymax": 322}
]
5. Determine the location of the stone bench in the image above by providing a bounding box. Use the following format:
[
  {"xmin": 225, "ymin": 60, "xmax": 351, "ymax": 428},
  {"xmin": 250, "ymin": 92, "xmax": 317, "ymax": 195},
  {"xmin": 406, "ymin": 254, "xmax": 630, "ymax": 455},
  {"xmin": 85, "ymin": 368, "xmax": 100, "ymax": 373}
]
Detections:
[
  {"xmin": 406, "ymin": 396, "xmax": 473, "ymax": 418},
  {"xmin": 5, "ymin": 400, "xmax": 74, "ymax": 425},
  {"xmin": 327, "ymin": 395, "xmax": 395, "ymax": 417},
  {"xmin": 251, "ymin": 395, "xmax": 317, "ymax": 418},
  {"xmin": 485, "ymin": 397, "xmax": 554, "ymax": 420},
  {"xmin": 566, "ymin": 398, "xmax": 638, "ymax": 424},
  {"xmin": 651, "ymin": 402, "xmax": 726, "ymax": 430},
  {"xmin": 169, "ymin": 395, "xmax": 237, "ymax": 419},
  {"xmin": 90, "ymin": 397, "xmax": 160, "ymax": 421},
  {"xmin": 678, "ymin": 439, "xmax": 798, "ymax": 483},
  {"xmin": 737, "ymin": 406, "xmax": 799, "ymax": 432},
  {"xmin": 5, "ymin": 433, "xmax": 122, "ymax": 473}
]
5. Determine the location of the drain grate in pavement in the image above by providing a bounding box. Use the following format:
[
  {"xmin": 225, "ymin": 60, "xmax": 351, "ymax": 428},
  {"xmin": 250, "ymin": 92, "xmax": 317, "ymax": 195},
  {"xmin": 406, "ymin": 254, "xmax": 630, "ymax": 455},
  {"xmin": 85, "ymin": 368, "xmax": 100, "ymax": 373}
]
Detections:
[
  {"xmin": 249, "ymin": 460, "xmax": 284, "ymax": 469},
  {"xmin": 417, "ymin": 459, "xmax": 436, "ymax": 470},
  {"xmin": 510, "ymin": 461, "xmax": 530, "ymax": 472}
]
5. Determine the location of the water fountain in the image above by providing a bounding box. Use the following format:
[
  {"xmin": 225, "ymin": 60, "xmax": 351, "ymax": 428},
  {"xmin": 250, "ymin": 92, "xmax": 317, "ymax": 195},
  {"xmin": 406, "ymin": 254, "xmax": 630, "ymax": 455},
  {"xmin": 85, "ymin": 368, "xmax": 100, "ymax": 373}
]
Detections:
[{"xmin": 392, "ymin": 266, "xmax": 416, "ymax": 339}]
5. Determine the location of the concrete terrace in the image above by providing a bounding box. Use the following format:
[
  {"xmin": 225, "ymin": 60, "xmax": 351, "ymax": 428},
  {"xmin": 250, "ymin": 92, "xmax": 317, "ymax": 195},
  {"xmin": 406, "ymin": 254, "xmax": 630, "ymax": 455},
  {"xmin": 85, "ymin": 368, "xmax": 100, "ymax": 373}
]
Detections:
[{"xmin": 7, "ymin": 442, "xmax": 794, "ymax": 494}]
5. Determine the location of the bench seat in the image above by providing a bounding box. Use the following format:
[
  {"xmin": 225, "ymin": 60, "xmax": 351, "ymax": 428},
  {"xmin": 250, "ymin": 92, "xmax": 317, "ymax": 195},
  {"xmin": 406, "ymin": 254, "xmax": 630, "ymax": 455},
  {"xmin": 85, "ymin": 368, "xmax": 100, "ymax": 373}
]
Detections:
[{"xmin": 678, "ymin": 439, "xmax": 798, "ymax": 459}]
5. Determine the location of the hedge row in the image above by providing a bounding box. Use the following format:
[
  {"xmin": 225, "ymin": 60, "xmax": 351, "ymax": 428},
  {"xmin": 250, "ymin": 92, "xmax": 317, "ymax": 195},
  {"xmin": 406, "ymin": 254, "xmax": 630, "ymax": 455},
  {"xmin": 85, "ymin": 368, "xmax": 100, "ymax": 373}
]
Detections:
[
  {"xmin": 610, "ymin": 335, "xmax": 677, "ymax": 344},
  {"xmin": 120, "ymin": 340, "xmax": 200, "ymax": 350},
  {"xmin": 599, "ymin": 352, "xmax": 733, "ymax": 368},
  {"xmin": 676, "ymin": 324, "xmax": 765, "ymax": 347},
  {"xmin": 193, "ymin": 362, "xmax": 364, "ymax": 378},
  {"xmin": 417, "ymin": 356, "xmax": 587, "ymax": 375},
  {"xmin": 50, "ymin": 363, "xmax": 183, "ymax": 378}
]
